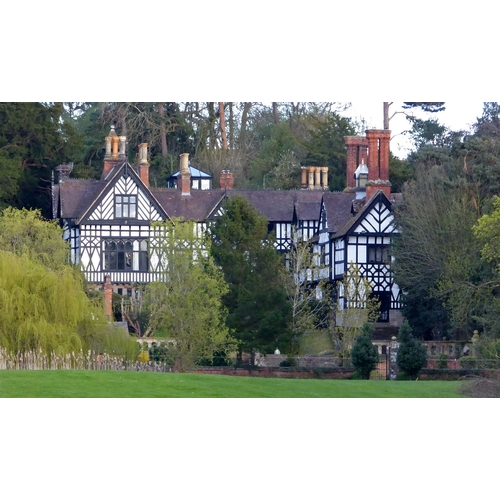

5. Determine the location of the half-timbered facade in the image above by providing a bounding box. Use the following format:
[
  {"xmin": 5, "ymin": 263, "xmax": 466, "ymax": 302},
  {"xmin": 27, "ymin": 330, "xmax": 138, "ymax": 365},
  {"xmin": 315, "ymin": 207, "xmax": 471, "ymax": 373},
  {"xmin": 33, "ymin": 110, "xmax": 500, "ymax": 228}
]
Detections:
[{"xmin": 52, "ymin": 126, "xmax": 403, "ymax": 328}]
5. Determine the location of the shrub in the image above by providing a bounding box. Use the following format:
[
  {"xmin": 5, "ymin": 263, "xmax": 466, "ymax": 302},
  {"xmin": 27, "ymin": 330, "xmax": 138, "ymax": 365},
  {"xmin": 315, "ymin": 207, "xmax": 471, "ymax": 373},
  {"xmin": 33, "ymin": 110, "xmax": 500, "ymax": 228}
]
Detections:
[
  {"xmin": 437, "ymin": 354, "xmax": 448, "ymax": 369},
  {"xmin": 148, "ymin": 342, "xmax": 171, "ymax": 364},
  {"xmin": 396, "ymin": 320, "xmax": 427, "ymax": 379},
  {"xmin": 459, "ymin": 357, "xmax": 478, "ymax": 369},
  {"xmin": 351, "ymin": 323, "xmax": 379, "ymax": 380},
  {"xmin": 280, "ymin": 357, "xmax": 298, "ymax": 367},
  {"xmin": 137, "ymin": 351, "xmax": 150, "ymax": 363}
]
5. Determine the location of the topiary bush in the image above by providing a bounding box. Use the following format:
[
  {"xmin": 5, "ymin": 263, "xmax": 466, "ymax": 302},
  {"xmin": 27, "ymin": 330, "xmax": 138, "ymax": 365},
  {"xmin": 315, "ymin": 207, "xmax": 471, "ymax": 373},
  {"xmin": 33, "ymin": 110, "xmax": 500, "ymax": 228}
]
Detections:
[
  {"xmin": 396, "ymin": 320, "xmax": 427, "ymax": 379},
  {"xmin": 351, "ymin": 323, "xmax": 379, "ymax": 380},
  {"xmin": 437, "ymin": 354, "xmax": 448, "ymax": 369}
]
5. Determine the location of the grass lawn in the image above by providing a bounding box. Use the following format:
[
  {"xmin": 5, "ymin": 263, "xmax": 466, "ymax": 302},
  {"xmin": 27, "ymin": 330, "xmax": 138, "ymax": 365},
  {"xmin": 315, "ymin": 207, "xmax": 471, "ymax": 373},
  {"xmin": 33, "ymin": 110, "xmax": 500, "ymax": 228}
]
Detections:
[{"xmin": 0, "ymin": 370, "xmax": 465, "ymax": 397}]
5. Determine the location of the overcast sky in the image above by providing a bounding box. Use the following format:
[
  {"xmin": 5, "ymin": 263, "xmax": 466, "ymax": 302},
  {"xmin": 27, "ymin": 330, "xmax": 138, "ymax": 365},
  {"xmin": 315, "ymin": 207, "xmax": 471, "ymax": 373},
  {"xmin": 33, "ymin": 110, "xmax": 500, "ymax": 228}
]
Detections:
[{"xmin": 341, "ymin": 102, "xmax": 486, "ymax": 159}]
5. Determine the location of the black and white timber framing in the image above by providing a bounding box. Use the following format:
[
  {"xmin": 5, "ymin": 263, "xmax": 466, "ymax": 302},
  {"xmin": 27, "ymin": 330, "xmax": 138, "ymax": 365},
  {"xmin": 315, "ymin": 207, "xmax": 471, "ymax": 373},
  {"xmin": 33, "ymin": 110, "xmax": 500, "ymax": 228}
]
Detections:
[{"xmin": 52, "ymin": 130, "xmax": 403, "ymax": 326}]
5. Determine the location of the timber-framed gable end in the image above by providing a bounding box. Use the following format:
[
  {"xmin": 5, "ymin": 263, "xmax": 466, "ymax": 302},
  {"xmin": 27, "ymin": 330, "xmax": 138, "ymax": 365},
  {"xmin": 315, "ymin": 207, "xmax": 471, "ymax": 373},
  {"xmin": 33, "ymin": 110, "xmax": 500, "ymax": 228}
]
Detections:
[{"xmin": 77, "ymin": 162, "xmax": 170, "ymax": 225}]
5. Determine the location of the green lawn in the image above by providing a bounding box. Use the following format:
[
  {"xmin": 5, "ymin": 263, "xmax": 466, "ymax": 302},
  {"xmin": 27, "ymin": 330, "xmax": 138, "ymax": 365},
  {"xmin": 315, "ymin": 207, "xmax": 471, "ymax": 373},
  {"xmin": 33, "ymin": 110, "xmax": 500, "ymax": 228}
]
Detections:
[{"xmin": 0, "ymin": 370, "xmax": 465, "ymax": 397}]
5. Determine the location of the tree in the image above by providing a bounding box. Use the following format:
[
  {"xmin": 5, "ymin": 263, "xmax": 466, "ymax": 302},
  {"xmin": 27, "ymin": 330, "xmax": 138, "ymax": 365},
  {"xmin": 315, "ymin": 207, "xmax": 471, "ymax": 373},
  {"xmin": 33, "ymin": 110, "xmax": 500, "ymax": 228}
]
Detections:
[
  {"xmin": 334, "ymin": 264, "xmax": 380, "ymax": 357},
  {"xmin": 0, "ymin": 102, "xmax": 84, "ymax": 215},
  {"xmin": 210, "ymin": 196, "xmax": 291, "ymax": 359},
  {"xmin": 144, "ymin": 219, "xmax": 234, "ymax": 370},
  {"xmin": 351, "ymin": 323, "xmax": 379, "ymax": 379},
  {"xmin": 301, "ymin": 113, "xmax": 356, "ymax": 191},
  {"xmin": 383, "ymin": 102, "xmax": 445, "ymax": 130},
  {"xmin": 280, "ymin": 237, "xmax": 331, "ymax": 354},
  {"xmin": 396, "ymin": 320, "xmax": 427, "ymax": 379},
  {"xmin": 0, "ymin": 207, "xmax": 70, "ymax": 269},
  {"xmin": 0, "ymin": 250, "xmax": 116, "ymax": 357}
]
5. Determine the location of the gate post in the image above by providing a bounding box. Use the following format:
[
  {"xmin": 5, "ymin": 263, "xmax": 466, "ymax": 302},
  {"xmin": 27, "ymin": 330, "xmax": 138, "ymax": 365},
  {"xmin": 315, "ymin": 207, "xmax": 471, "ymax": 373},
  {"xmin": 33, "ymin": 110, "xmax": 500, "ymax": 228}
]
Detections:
[{"xmin": 389, "ymin": 336, "xmax": 400, "ymax": 381}]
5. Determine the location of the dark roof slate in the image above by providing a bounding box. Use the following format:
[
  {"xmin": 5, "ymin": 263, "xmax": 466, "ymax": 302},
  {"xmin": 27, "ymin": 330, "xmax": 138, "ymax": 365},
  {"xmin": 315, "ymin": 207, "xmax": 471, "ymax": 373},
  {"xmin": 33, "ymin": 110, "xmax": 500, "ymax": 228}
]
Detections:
[
  {"xmin": 152, "ymin": 189, "xmax": 224, "ymax": 222},
  {"xmin": 322, "ymin": 192, "xmax": 357, "ymax": 233},
  {"xmin": 333, "ymin": 190, "xmax": 392, "ymax": 238},
  {"xmin": 58, "ymin": 179, "xmax": 107, "ymax": 219}
]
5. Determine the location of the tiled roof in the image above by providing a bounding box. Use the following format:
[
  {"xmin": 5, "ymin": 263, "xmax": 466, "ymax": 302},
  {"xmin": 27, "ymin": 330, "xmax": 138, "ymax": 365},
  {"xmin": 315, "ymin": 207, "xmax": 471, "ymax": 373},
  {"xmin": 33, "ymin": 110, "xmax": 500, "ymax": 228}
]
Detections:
[
  {"xmin": 151, "ymin": 189, "xmax": 225, "ymax": 222},
  {"xmin": 226, "ymin": 190, "xmax": 324, "ymax": 222},
  {"xmin": 333, "ymin": 190, "xmax": 391, "ymax": 238},
  {"xmin": 58, "ymin": 179, "xmax": 107, "ymax": 219},
  {"xmin": 322, "ymin": 192, "xmax": 357, "ymax": 233}
]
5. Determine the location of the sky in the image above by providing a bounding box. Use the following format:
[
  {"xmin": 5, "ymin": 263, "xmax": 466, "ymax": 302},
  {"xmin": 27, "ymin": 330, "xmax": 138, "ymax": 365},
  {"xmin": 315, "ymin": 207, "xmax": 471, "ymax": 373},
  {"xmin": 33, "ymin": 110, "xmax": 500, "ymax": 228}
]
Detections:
[{"xmin": 341, "ymin": 102, "xmax": 486, "ymax": 159}]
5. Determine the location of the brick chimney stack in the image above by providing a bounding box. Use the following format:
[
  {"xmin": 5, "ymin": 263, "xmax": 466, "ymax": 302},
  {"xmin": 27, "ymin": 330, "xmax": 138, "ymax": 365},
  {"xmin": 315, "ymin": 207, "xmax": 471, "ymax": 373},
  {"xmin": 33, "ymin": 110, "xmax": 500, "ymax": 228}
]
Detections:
[
  {"xmin": 365, "ymin": 129, "xmax": 392, "ymax": 202},
  {"xmin": 104, "ymin": 275, "xmax": 113, "ymax": 321},
  {"xmin": 344, "ymin": 136, "xmax": 369, "ymax": 190},
  {"xmin": 138, "ymin": 143, "xmax": 149, "ymax": 188},
  {"xmin": 178, "ymin": 153, "xmax": 191, "ymax": 196},
  {"xmin": 220, "ymin": 170, "xmax": 235, "ymax": 190}
]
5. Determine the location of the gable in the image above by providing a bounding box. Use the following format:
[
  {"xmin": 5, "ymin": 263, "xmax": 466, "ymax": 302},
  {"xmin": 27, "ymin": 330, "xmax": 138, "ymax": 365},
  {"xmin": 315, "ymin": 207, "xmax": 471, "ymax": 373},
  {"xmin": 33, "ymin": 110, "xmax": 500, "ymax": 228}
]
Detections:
[
  {"xmin": 79, "ymin": 163, "xmax": 168, "ymax": 224},
  {"xmin": 352, "ymin": 197, "xmax": 396, "ymax": 235}
]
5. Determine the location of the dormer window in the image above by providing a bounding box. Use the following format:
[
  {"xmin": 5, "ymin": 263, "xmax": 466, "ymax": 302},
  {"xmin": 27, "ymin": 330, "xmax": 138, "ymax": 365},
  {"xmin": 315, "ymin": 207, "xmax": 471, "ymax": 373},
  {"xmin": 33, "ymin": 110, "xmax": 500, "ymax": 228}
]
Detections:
[{"xmin": 115, "ymin": 195, "xmax": 137, "ymax": 218}]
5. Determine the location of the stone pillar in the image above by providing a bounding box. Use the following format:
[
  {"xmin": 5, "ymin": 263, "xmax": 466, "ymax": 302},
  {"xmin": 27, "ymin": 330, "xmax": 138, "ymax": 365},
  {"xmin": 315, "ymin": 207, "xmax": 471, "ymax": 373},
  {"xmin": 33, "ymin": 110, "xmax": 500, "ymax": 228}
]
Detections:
[
  {"xmin": 104, "ymin": 275, "xmax": 113, "ymax": 321},
  {"xmin": 389, "ymin": 337, "xmax": 400, "ymax": 380},
  {"xmin": 301, "ymin": 167, "xmax": 308, "ymax": 189},
  {"xmin": 105, "ymin": 136, "xmax": 112, "ymax": 157},
  {"xmin": 314, "ymin": 167, "xmax": 321, "ymax": 190},
  {"xmin": 119, "ymin": 136, "xmax": 127, "ymax": 158},
  {"xmin": 308, "ymin": 167, "xmax": 315, "ymax": 190},
  {"xmin": 179, "ymin": 153, "xmax": 191, "ymax": 196},
  {"xmin": 321, "ymin": 167, "xmax": 329, "ymax": 190}
]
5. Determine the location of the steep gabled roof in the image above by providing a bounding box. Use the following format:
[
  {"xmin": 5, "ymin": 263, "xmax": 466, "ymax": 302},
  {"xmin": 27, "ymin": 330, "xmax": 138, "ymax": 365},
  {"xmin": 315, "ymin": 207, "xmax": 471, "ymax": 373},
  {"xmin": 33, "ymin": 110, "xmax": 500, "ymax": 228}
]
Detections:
[
  {"xmin": 333, "ymin": 190, "xmax": 393, "ymax": 238},
  {"xmin": 322, "ymin": 191, "xmax": 357, "ymax": 233},
  {"xmin": 76, "ymin": 162, "xmax": 170, "ymax": 224},
  {"xmin": 57, "ymin": 179, "xmax": 108, "ymax": 219}
]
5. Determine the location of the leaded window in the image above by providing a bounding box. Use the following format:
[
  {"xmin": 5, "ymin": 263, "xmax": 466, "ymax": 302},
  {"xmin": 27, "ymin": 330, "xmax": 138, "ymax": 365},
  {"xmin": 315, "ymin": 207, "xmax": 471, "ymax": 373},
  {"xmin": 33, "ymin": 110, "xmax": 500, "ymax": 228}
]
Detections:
[
  {"xmin": 103, "ymin": 240, "xmax": 148, "ymax": 271},
  {"xmin": 368, "ymin": 245, "xmax": 391, "ymax": 264},
  {"xmin": 115, "ymin": 195, "xmax": 137, "ymax": 218}
]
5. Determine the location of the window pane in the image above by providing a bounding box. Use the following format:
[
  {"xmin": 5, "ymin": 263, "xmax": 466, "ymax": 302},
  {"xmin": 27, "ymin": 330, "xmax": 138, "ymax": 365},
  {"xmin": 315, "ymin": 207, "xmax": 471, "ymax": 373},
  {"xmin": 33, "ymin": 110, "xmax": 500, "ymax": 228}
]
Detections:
[{"xmin": 117, "ymin": 252, "xmax": 125, "ymax": 269}]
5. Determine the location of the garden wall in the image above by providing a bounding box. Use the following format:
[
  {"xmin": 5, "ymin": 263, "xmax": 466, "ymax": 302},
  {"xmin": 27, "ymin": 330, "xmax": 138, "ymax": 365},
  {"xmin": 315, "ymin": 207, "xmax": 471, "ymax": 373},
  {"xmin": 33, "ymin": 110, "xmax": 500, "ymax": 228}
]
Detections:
[{"xmin": 193, "ymin": 366, "xmax": 356, "ymax": 379}]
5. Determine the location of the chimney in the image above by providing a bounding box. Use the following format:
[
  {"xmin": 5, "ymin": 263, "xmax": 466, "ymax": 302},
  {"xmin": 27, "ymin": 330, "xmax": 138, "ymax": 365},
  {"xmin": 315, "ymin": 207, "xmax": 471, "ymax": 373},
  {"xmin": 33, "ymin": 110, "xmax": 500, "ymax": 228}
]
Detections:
[
  {"xmin": 54, "ymin": 162, "xmax": 74, "ymax": 183},
  {"xmin": 308, "ymin": 167, "xmax": 315, "ymax": 190},
  {"xmin": 344, "ymin": 136, "xmax": 369, "ymax": 190},
  {"xmin": 220, "ymin": 170, "xmax": 235, "ymax": 190},
  {"xmin": 138, "ymin": 143, "xmax": 149, "ymax": 188},
  {"xmin": 365, "ymin": 129, "xmax": 392, "ymax": 202},
  {"xmin": 301, "ymin": 167, "xmax": 308, "ymax": 189},
  {"xmin": 119, "ymin": 136, "xmax": 127, "ymax": 158},
  {"xmin": 178, "ymin": 153, "xmax": 191, "ymax": 196},
  {"xmin": 102, "ymin": 126, "xmax": 124, "ymax": 180},
  {"xmin": 314, "ymin": 167, "xmax": 321, "ymax": 190},
  {"xmin": 321, "ymin": 167, "xmax": 329, "ymax": 190},
  {"xmin": 103, "ymin": 275, "xmax": 113, "ymax": 321}
]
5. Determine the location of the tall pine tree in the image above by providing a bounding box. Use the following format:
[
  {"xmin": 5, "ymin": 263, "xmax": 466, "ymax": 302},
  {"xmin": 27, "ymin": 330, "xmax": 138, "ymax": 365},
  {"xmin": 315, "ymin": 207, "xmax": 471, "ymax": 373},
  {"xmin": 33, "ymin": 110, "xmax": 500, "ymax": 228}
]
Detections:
[{"xmin": 210, "ymin": 196, "xmax": 291, "ymax": 359}]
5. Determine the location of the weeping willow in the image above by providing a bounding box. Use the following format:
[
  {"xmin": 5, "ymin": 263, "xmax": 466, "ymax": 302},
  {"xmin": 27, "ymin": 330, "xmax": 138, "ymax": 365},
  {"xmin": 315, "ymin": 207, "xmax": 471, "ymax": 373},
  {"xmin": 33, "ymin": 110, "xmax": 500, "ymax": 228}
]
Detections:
[{"xmin": 0, "ymin": 250, "xmax": 109, "ymax": 356}]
